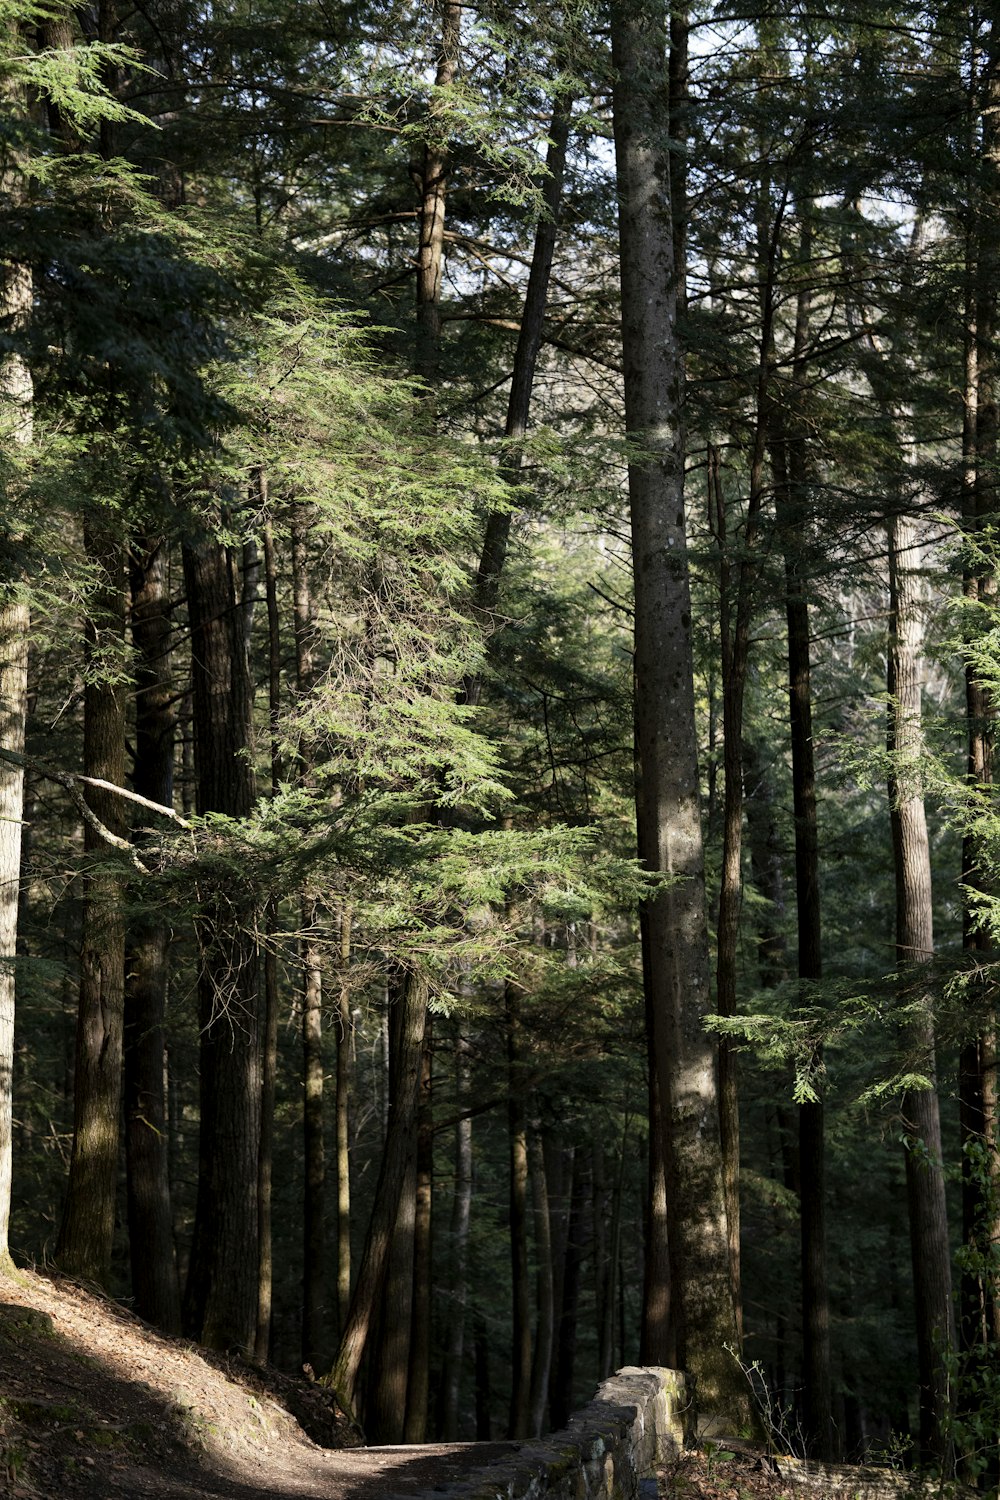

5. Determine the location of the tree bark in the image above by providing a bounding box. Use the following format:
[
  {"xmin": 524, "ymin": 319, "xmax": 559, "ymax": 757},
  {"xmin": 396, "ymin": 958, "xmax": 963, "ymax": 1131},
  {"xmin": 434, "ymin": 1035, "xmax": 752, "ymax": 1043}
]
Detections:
[
  {"xmin": 324, "ymin": 970, "xmax": 428, "ymax": 1420},
  {"xmin": 124, "ymin": 533, "xmax": 181, "ymax": 1331},
  {"xmin": 439, "ymin": 1030, "xmax": 473, "ymax": 1440},
  {"xmin": 336, "ymin": 911, "xmax": 353, "ymax": 1337},
  {"xmin": 611, "ymin": 0, "xmax": 746, "ymax": 1422},
  {"xmin": 886, "ymin": 510, "xmax": 956, "ymax": 1464},
  {"xmin": 527, "ymin": 1126, "xmax": 554, "ymax": 1436},
  {"xmin": 506, "ymin": 981, "xmax": 532, "ymax": 1438},
  {"xmin": 181, "ymin": 533, "xmax": 261, "ymax": 1352},
  {"xmin": 404, "ymin": 1016, "xmax": 433, "ymax": 1442},
  {"xmin": 292, "ymin": 506, "xmax": 328, "ymax": 1372},
  {"xmin": 415, "ymin": 0, "xmax": 460, "ymax": 384},
  {"xmin": 0, "ymin": 240, "xmax": 32, "ymax": 1271},
  {"xmin": 464, "ymin": 90, "xmax": 573, "ymax": 700},
  {"xmin": 550, "ymin": 1150, "xmax": 585, "ymax": 1431},
  {"xmin": 57, "ymin": 522, "xmax": 127, "ymax": 1285}
]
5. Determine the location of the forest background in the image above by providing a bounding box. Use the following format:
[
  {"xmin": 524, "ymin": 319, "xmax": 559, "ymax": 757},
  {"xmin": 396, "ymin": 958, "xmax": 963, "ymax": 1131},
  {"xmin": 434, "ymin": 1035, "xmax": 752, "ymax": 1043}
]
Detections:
[{"xmin": 0, "ymin": 0, "xmax": 998, "ymax": 1487}]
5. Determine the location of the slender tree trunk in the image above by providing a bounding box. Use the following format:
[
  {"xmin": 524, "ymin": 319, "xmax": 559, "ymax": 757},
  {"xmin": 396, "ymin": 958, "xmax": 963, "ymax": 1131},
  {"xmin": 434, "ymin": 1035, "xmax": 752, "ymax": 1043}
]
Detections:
[
  {"xmin": 125, "ymin": 533, "xmax": 181, "ymax": 1331},
  {"xmin": 405, "ymin": 1017, "xmax": 433, "ymax": 1441},
  {"xmin": 551, "ymin": 1152, "xmax": 585, "ymax": 1430},
  {"xmin": 767, "ymin": 198, "xmax": 834, "ymax": 1456},
  {"xmin": 464, "ymin": 91, "xmax": 573, "ymax": 699},
  {"xmin": 473, "ymin": 1306, "xmax": 492, "ymax": 1440},
  {"xmin": 292, "ymin": 506, "xmax": 328, "ymax": 1371},
  {"xmin": 256, "ymin": 510, "xmax": 282, "ymax": 1364},
  {"xmin": 611, "ymin": 0, "xmax": 745, "ymax": 1422},
  {"xmin": 57, "ymin": 523, "xmax": 127, "ymax": 1284},
  {"xmin": 0, "ymin": 241, "xmax": 31, "ymax": 1271},
  {"xmin": 336, "ymin": 910, "xmax": 352, "ymax": 1336},
  {"xmin": 528, "ymin": 1126, "xmax": 554, "ymax": 1435},
  {"xmin": 506, "ymin": 981, "xmax": 532, "ymax": 1437},
  {"xmin": 958, "ymin": 91, "xmax": 1000, "ymax": 1462},
  {"xmin": 886, "ymin": 510, "xmax": 956, "ymax": 1464},
  {"xmin": 440, "ymin": 1030, "xmax": 473, "ymax": 1440},
  {"xmin": 181, "ymin": 534, "xmax": 260, "ymax": 1352},
  {"xmin": 324, "ymin": 971, "xmax": 428, "ymax": 1419}
]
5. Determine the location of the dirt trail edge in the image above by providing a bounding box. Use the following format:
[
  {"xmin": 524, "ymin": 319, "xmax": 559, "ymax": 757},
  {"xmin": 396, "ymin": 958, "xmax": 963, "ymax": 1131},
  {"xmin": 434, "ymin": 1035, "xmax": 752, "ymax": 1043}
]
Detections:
[{"xmin": 0, "ymin": 1269, "xmax": 517, "ymax": 1499}]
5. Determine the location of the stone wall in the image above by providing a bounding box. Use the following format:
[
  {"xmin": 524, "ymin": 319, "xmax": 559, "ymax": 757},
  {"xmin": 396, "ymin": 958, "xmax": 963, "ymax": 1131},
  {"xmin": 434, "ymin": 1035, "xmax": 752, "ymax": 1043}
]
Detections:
[{"xmin": 432, "ymin": 1366, "xmax": 687, "ymax": 1500}]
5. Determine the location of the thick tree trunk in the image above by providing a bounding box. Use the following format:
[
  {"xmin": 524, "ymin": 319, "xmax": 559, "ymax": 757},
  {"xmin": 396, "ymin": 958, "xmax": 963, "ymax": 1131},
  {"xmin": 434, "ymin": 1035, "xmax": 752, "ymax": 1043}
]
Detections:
[
  {"xmin": 886, "ymin": 511, "xmax": 956, "ymax": 1464},
  {"xmin": 181, "ymin": 534, "xmax": 261, "ymax": 1352},
  {"xmin": 369, "ymin": 1149, "xmax": 416, "ymax": 1443},
  {"xmin": 0, "ymin": 248, "xmax": 32, "ymax": 1271},
  {"xmin": 57, "ymin": 523, "xmax": 127, "ymax": 1284},
  {"xmin": 124, "ymin": 534, "xmax": 181, "ymax": 1332},
  {"xmin": 611, "ymin": 0, "xmax": 745, "ymax": 1422}
]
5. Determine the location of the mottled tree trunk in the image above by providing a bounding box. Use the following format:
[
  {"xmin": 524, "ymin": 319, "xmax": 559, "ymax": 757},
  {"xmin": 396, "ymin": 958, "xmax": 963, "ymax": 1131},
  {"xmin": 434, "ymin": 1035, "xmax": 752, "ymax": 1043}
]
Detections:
[
  {"xmin": 0, "ymin": 244, "xmax": 31, "ymax": 1270},
  {"xmin": 611, "ymin": 0, "xmax": 746, "ymax": 1422}
]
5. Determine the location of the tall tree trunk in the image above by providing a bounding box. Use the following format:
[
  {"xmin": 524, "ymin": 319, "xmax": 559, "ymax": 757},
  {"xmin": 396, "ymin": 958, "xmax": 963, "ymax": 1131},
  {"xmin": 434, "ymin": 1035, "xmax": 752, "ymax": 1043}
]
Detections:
[
  {"xmin": 404, "ymin": 1017, "xmax": 433, "ymax": 1441},
  {"xmin": 528, "ymin": 1126, "xmax": 554, "ymax": 1436},
  {"xmin": 0, "ymin": 247, "xmax": 31, "ymax": 1272},
  {"xmin": 124, "ymin": 533, "xmax": 181, "ymax": 1331},
  {"xmin": 958, "ymin": 54, "xmax": 1000, "ymax": 1457},
  {"xmin": 181, "ymin": 533, "xmax": 261, "ymax": 1352},
  {"xmin": 415, "ymin": 0, "xmax": 460, "ymax": 384},
  {"xmin": 336, "ymin": 910, "xmax": 352, "ymax": 1336},
  {"xmin": 886, "ymin": 510, "xmax": 956, "ymax": 1464},
  {"xmin": 506, "ymin": 980, "xmax": 532, "ymax": 1438},
  {"xmin": 369, "ymin": 1147, "xmax": 416, "ymax": 1443},
  {"xmin": 439, "ymin": 1030, "xmax": 473, "ymax": 1440},
  {"xmin": 292, "ymin": 507, "xmax": 328, "ymax": 1372},
  {"xmin": 56, "ymin": 523, "xmax": 127, "ymax": 1284},
  {"xmin": 767, "ymin": 193, "xmax": 834, "ymax": 1457},
  {"xmin": 324, "ymin": 971, "xmax": 428, "ymax": 1420},
  {"xmin": 464, "ymin": 89, "xmax": 573, "ymax": 700},
  {"xmin": 550, "ymin": 1151, "xmax": 585, "ymax": 1430},
  {"xmin": 611, "ymin": 0, "xmax": 746, "ymax": 1422},
  {"xmin": 256, "ymin": 509, "xmax": 282, "ymax": 1364}
]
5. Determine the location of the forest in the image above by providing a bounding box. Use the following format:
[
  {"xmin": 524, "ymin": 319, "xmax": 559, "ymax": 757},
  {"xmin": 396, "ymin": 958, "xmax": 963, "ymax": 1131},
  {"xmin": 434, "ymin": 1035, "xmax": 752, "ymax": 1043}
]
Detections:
[{"xmin": 0, "ymin": 0, "xmax": 998, "ymax": 1487}]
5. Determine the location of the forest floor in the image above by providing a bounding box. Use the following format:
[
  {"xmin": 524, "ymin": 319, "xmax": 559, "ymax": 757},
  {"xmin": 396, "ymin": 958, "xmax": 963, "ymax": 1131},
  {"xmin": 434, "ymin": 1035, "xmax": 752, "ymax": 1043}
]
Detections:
[
  {"xmin": 0, "ymin": 1268, "xmax": 940, "ymax": 1500},
  {"xmin": 0, "ymin": 1267, "xmax": 520, "ymax": 1499}
]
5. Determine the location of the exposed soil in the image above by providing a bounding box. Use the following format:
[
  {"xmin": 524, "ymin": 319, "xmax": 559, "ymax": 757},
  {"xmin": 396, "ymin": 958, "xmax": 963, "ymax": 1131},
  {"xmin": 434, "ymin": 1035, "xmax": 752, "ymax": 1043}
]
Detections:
[{"xmin": 0, "ymin": 1268, "xmax": 516, "ymax": 1499}]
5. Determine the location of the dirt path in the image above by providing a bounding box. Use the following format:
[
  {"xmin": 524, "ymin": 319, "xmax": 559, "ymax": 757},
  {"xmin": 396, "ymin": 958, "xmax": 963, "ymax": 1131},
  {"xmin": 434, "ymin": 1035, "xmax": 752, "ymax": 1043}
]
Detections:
[{"xmin": 0, "ymin": 1270, "xmax": 517, "ymax": 1499}]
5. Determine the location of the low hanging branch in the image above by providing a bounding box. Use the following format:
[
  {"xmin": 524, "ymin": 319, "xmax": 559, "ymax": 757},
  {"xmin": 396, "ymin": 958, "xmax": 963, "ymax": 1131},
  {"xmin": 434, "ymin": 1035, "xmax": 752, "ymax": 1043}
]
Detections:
[{"xmin": 0, "ymin": 745, "xmax": 191, "ymax": 873}]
